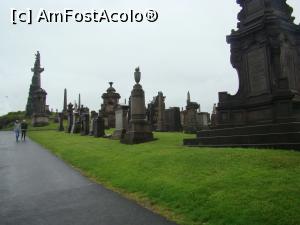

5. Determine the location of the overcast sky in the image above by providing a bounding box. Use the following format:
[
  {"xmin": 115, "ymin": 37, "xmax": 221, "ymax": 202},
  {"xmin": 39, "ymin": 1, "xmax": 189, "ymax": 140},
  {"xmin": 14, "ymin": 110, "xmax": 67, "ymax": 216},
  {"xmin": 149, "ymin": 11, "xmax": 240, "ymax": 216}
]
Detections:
[{"xmin": 0, "ymin": 0, "xmax": 299, "ymax": 116}]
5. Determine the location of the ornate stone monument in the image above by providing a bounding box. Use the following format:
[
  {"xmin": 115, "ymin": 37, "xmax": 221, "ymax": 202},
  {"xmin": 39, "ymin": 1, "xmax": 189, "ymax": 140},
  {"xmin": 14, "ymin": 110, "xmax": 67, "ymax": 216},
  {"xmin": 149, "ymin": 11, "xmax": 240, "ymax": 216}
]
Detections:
[
  {"xmin": 184, "ymin": 0, "xmax": 300, "ymax": 149},
  {"xmin": 100, "ymin": 82, "xmax": 121, "ymax": 128},
  {"xmin": 80, "ymin": 107, "xmax": 90, "ymax": 136},
  {"xmin": 121, "ymin": 67, "xmax": 154, "ymax": 144},
  {"xmin": 27, "ymin": 51, "xmax": 49, "ymax": 127}
]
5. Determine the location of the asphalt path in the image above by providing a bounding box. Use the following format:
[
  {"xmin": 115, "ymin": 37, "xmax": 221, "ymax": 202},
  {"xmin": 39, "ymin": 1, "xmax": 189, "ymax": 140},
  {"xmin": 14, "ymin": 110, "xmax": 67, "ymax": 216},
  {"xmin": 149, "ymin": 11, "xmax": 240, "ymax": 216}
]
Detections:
[{"xmin": 0, "ymin": 131, "xmax": 177, "ymax": 225}]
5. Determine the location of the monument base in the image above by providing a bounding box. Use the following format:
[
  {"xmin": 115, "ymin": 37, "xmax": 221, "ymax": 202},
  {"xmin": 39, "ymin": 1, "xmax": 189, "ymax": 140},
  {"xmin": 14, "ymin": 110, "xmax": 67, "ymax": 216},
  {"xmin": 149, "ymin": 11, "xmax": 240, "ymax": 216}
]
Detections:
[
  {"xmin": 32, "ymin": 114, "xmax": 49, "ymax": 127},
  {"xmin": 183, "ymin": 122, "xmax": 300, "ymax": 150},
  {"xmin": 111, "ymin": 129, "xmax": 126, "ymax": 140},
  {"xmin": 121, "ymin": 121, "xmax": 154, "ymax": 144}
]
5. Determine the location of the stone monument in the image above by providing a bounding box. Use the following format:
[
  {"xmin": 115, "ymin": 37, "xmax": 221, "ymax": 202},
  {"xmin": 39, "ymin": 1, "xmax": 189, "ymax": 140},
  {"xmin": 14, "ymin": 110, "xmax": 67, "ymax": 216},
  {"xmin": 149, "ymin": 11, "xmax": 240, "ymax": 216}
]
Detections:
[
  {"xmin": 112, "ymin": 104, "xmax": 129, "ymax": 139},
  {"xmin": 27, "ymin": 51, "xmax": 49, "ymax": 127},
  {"xmin": 164, "ymin": 107, "xmax": 182, "ymax": 132},
  {"xmin": 89, "ymin": 111, "xmax": 98, "ymax": 136},
  {"xmin": 100, "ymin": 82, "xmax": 121, "ymax": 128},
  {"xmin": 80, "ymin": 107, "xmax": 90, "ymax": 136},
  {"xmin": 147, "ymin": 92, "xmax": 166, "ymax": 131},
  {"xmin": 184, "ymin": 0, "xmax": 300, "ymax": 149},
  {"xmin": 66, "ymin": 103, "xmax": 74, "ymax": 133},
  {"xmin": 94, "ymin": 112, "xmax": 105, "ymax": 138},
  {"xmin": 121, "ymin": 67, "xmax": 154, "ymax": 144}
]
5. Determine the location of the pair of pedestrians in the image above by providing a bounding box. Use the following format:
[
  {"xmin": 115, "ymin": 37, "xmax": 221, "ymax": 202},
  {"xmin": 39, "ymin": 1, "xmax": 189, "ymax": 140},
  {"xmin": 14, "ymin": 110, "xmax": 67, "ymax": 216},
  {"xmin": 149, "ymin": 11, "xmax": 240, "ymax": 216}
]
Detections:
[{"xmin": 14, "ymin": 120, "xmax": 28, "ymax": 142}]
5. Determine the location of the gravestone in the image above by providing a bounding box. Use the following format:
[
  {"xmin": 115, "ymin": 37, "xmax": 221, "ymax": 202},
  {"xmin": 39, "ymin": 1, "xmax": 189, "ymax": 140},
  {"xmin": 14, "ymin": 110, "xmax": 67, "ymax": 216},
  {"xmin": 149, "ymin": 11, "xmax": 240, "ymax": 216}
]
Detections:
[
  {"xmin": 58, "ymin": 112, "xmax": 64, "ymax": 131},
  {"xmin": 182, "ymin": 92, "xmax": 200, "ymax": 133},
  {"xmin": 112, "ymin": 105, "xmax": 129, "ymax": 139},
  {"xmin": 165, "ymin": 107, "xmax": 182, "ymax": 132},
  {"xmin": 184, "ymin": 0, "xmax": 300, "ymax": 150},
  {"xmin": 121, "ymin": 67, "xmax": 154, "ymax": 144},
  {"xmin": 66, "ymin": 103, "xmax": 73, "ymax": 133},
  {"xmin": 89, "ymin": 111, "xmax": 98, "ymax": 136},
  {"xmin": 80, "ymin": 107, "xmax": 90, "ymax": 136},
  {"xmin": 94, "ymin": 113, "xmax": 105, "ymax": 138}
]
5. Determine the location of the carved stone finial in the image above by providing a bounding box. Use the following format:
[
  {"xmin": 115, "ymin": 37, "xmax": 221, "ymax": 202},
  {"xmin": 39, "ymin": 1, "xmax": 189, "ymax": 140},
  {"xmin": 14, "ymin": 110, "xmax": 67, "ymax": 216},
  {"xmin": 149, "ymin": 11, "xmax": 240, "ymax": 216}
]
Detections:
[{"xmin": 134, "ymin": 67, "xmax": 141, "ymax": 84}]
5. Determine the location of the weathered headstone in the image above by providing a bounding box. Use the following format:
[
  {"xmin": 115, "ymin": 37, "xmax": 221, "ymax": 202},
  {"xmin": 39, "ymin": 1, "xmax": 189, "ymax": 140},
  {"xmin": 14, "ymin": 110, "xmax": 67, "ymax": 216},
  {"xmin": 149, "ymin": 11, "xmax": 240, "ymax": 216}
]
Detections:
[
  {"xmin": 121, "ymin": 67, "xmax": 154, "ymax": 144},
  {"xmin": 184, "ymin": 0, "xmax": 300, "ymax": 150},
  {"xmin": 112, "ymin": 105, "xmax": 129, "ymax": 139}
]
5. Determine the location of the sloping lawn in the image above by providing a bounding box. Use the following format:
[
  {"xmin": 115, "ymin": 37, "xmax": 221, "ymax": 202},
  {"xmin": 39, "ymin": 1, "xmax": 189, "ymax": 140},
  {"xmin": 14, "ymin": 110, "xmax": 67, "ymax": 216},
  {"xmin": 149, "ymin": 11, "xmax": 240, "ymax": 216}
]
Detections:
[{"xmin": 29, "ymin": 131, "xmax": 300, "ymax": 225}]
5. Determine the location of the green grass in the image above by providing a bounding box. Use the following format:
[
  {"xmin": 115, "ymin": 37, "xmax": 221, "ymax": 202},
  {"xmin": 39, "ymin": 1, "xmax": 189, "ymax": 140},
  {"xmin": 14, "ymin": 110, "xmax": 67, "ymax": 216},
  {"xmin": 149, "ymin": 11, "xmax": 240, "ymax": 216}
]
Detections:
[{"xmin": 29, "ymin": 131, "xmax": 300, "ymax": 225}]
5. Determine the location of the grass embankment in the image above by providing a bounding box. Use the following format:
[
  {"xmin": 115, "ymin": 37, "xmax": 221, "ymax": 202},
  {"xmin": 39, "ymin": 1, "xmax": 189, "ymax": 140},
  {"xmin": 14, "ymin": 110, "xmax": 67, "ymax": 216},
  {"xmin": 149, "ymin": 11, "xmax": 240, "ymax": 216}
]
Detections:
[{"xmin": 29, "ymin": 131, "xmax": 300, "ymax": 225}]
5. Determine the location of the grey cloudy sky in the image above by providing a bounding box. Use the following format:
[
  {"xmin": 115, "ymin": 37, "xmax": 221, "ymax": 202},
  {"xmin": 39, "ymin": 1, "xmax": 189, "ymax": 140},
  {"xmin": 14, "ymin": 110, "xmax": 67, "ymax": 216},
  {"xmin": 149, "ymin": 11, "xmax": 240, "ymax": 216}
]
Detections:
[{"xmin": 0, "ymin": 0, "xmax": 299, "ymax": 116}]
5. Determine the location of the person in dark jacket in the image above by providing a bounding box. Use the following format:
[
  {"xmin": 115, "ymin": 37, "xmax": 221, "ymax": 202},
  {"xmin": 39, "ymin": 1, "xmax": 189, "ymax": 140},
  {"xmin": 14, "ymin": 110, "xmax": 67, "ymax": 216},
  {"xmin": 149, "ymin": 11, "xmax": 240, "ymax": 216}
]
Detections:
[{"xmin": 21, "ymin": 120, "xmax": 28, "ymax": 141}]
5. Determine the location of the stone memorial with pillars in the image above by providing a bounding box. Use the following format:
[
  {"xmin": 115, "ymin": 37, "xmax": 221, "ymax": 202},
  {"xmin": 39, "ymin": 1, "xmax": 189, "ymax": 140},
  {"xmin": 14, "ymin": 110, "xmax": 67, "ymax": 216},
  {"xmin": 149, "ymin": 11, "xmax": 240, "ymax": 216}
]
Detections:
[
  {"xmin": 184, "ymin": 0, "xmax": 300, "ymax": 149},
  {"xmin": 121, "ymin": 67, "xmax": 154, "ymax": 144}
]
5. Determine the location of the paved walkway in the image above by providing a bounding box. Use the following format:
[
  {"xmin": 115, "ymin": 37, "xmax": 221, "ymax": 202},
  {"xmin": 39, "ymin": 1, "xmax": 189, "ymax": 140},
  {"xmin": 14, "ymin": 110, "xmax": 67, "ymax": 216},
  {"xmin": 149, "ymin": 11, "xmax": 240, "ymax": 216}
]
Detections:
[{"xmin": 0, "ymin": 131, "xmax": 177, "ymax": 225}]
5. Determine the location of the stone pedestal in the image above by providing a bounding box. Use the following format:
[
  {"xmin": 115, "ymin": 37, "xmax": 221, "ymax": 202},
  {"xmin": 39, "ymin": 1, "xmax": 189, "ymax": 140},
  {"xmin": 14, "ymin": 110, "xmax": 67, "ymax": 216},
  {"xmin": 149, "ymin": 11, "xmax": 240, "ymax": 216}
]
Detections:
[
  {"xmin": 32, "ymin": 113, "xmax": 49, "ymax": 127},
  {"xmin": 121, "ymin": 68, "xmax": 153, "ymax": 144},
  {"xmin": 112, "ymin": 105, "xmax": 129, "ymax": 139}
]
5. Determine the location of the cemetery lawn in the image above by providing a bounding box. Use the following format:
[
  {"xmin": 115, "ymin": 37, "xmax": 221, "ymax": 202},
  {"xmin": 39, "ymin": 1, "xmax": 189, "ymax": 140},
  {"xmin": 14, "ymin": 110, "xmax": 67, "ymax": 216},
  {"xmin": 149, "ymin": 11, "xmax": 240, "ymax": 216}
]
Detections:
[{"xmin": 29, "ymin": 130, "xmax": 300, "ymax": 225}]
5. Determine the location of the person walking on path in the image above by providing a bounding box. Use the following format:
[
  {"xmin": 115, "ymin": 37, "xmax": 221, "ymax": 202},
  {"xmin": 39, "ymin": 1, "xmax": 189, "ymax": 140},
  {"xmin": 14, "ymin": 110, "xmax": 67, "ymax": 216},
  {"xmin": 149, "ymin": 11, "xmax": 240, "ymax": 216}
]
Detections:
[
  {"xmin": 14, "ymin": 120, "xmax": 21, "ymax": 142},
  {"xmin": 21, "ymin": 120, "xmax": 28, "ymax": 141}
]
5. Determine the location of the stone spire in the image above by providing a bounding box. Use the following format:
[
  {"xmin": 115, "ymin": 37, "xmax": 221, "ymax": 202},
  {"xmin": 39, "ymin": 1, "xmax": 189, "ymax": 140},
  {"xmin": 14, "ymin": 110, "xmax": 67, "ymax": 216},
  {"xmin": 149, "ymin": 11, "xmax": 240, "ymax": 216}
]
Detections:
[
  {"xmin": 26, "ymin": 51, "xmax": 45, "ymax": 116},
  {"xmin": 63, "ymin": 88, "xmax": 67, "ymax": 113}
]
